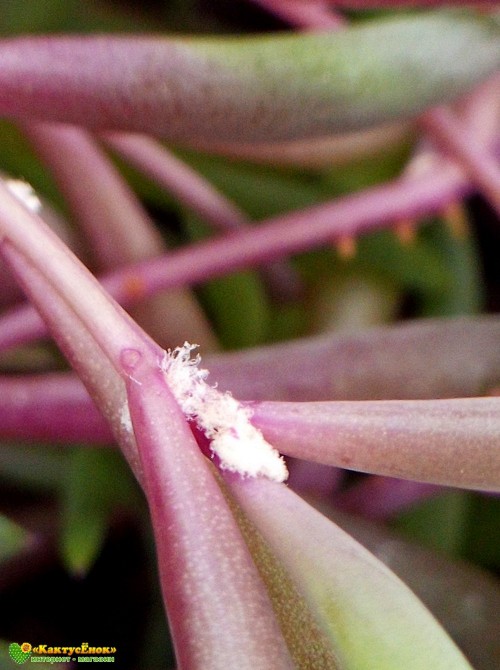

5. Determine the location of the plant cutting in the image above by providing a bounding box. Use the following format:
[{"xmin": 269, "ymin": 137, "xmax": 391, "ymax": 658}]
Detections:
[{"xmin": 0, "ymin": 2, "xmax": 498, "ymax": 669}]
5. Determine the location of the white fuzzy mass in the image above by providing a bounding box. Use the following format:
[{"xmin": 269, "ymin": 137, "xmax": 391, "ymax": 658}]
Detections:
[
  {"xmin": 161, "ymin": 342, "xmax": 288, "ymax": 482},
  {"xmin": 6, "ymin": 179, "xmax": 42, "ymax": 213}
]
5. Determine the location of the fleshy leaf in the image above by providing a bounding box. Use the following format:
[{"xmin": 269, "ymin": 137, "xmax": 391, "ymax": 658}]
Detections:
[
  {"xmin": 208, "ymin": 316, "xmax": 500, "ymax": 401},
  {"xmin": 0, "ymin": 315, "xmax": 499, "ymax": 447},
  {"xmin": 0, "ymin": 374, "xmax": 113, "ymax": 445},
  {"xmin": 121, "ymin": 350, "xmax": 295, "ymax": 669},
  {"xmin": 0, "ymin": 13, "xmax": 497, "ymax": 142},
  {"xmin": 313, "ymin": 506, "xmax": 500, "ymax": 670},
  {"xmin": 216, "ymin": 472, "xmax": 341, "ymax": 669},
  {"xmin": 0, "ymin": 177, "xmax": 161, "ymax": 476},
  {"xmin": 249, "ymin": 397, "xmax": 500, "ymax": 491},
  {"xmin": 229, "ymin": 476, "xmax": 474, "ymax": 670}
]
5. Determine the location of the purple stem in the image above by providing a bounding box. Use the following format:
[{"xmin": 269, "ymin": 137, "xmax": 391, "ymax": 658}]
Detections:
[
  {"xmin": 257, "ymin": 0, "xmax": 500, "ymax": 220},
  {"xmin": 0, "ymin": 373, "xmax": 111, "ymax": 445},
  {"xmin": 103, "ymin": 132, "xmax": 249, "ymax": 234},
  {"xmin": 0, "ymin": 154, "xmax": 478, "ymax": 353},
  {"xmin": 102, "ymin": 131, "xmax": 303, "ymax": 301},
  {"xmin": 459, "ymin": 74, "xmax": 500, "ymax": 140},
  {"xmin": 70, "ymin": 160, "xmax": 479, "ymax": 290},
  {"xmin": 189, "ymin": 121, "xmax": 412, "ymax": 169},
  {"xmin": 23, "ymin": 123, "xmax": 166, "ymax": 270},
  {"xmin": 0, "ymin": 240, "xmax": 144, "ymax": 472},
  {"xmin": 275, "ymin": 0, "xmax": 500, "ymax": 224},
  {"xmin": 0, "ymin": 162, "xmax": 295, "ymax": 667},
  {"xmin": 23, "ymin": 122, "xmax": 218, "ymax": 350},
  {"xmin": 420, "ymin": 105, "xmax": 500, "ymax": 216},
  {"xmin": 206, "ymin": 316, "xmax": 500, "ymax": 401},
  {"xmin": 287, "ymin": 459, "xmax": 344, "ymax": 497},
  {"xmin": 0, "ymin": 180, "xmax": 159, "ymax": 477},
  {"xmin": 324, "ymin": 0, "xmax": 497, "ymax": 6}
]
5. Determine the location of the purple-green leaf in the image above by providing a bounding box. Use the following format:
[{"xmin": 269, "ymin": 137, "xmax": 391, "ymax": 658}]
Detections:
[
  {"xmin": 250, "ymin": 397, "xmax": 500, "ymax": 491},
  {"xmin": 121, "ymin": 351, "xmax": 295, "ymax": 670},
  {"xmin": 208, "ymin": 316, "xmax": 500, "ymax": 401},
  {"xmin": 0, "ymin": 13, "xmax": 497, "ymax": 142},
  {"xmin": 229, "ymin": 476, "xmax": 475, "ymax": 670},
  {"xmin": 311, "ymin": 506, "xmax": 500, "ymax": 670}
]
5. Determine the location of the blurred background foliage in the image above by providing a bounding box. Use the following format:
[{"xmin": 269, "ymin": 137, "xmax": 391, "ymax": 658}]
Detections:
[{"xmin": 0, "ymin": 2, "xmax": 498, "ymax": 669}]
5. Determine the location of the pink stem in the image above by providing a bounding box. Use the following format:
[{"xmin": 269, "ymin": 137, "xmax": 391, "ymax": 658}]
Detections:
[
  {"xmin": 0, "ymin": 315, "xmax": 499, "ymax": 445},
  {"xmin": 0, "ymin": 180, "xmax": 158, "ymax": 371},
  {"xmin": 23, "ymin": 122, "xmax": 219, "ymax": 350},
  {"xmin": 0, "ymin": 240, "xmax": 143, "ymax": 473},
  {"xmin": 288, "ymin": 459, "xmax": 344, "ymax": 497},
  {"xmin": 251, "ymin": 0, "xmax": 345, "ymax": 30},
  {"xmin": 187, "ymin": 121, "xmax": 412, "ymax": 169},
  {"xmin": 102, "ymin": 131, "xmax": 303, "ymax": 301},
  {"xmin": 23, "ymin": 123, "xmax": 166, "ymax": 270},
  {"xmin": 103, "ymin": 163, "xmax": 474, "ymax": 298},
  {"xmin": 103, "ymin": 132, "xmax": 249, "ymax": 234},
  {"xmin": 325, "ymin": 0, "xmax": 496, "ymax": 6},
  {"xmin": 420, "ymin": 106, "xmax": 500, "ymax": 216},
  {"xmin": 0, "ymin": 373, "xmax": 111, "ymax": 445},
  {"xmin": 0, "ymin": 160, "xmax": 478, "ymax": 352}
]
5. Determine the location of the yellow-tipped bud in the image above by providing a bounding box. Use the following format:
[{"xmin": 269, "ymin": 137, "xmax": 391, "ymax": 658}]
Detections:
[
  {"xmin": 395, "ymin": 219, "xmax": 417, "ymax": 246},
  {"xmin": 443, "ymin": 202, "xmax": 469, "ymax": 239},
  {"xmin": 336, "ymin": 235, "xmax": 357, "ymax": 259}
]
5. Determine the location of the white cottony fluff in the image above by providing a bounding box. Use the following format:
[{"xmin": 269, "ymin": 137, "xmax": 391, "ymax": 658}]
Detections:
[
  {"xmin": 161, "ymin": 342, "xmax": 288, "ymax": 482},
  {"xmin": 6, "ymin": 179, "xmax": 42, "ymax": 214}
]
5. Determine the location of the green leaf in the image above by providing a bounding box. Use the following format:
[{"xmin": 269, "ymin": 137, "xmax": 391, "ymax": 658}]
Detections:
[
  {"xmin": 231, "ymin": 478, "xmax": 474, "ymax": 670},
  {"xmin": 198, "ymin": 271, "xmax": 269, "ymax": 349},
  {"xmin": 0, "ymin": 514, "xmax": 30, "ymax": 562},
  {"xmin": 178, "ymin": 150, "xmax": 326, "ymax": 219},
  {"xmin": 353, "ymin": 229, "xmax": 452, "ymax": 295},
  {"xmin": 218, "ymin": 473, "xmax": 340, "ymax": 669},
  {"xmin": 463, "ymin": 495, "xmax": 500, "ymax": 570},
  {"xmin": 60, "ymin": 448, "xmax": 138, "ymax": 576},
  {"xmin": 0, "ymin": 443, "xmax": 68, "ymax": 491},
  {"xmin": 181, "ymin": 11, "xmax": 500, "ymax": 142},
  {"xmin": 0, "ymin": 0, "xmax": 160, "ymax": 36},
  {"xmin": 393, "ymin": 491, "xmax": 472, "ymax": 556},
  {"xmin": 183, "ymin": 214, "xmax": 270, "ymax": 349},
  {"xmin": 0, "ymin": 121, "xmax": 65, "ymax": 210},
  {"xmin": 418, "ymin": 219, "xmax": 483, "ymax": 317},
  {"xmin": 321, "ymin": 506, "xmax": 500, "ymax": 670},
  {"xmin": 2, "ymin": 13, "xmax": 498, "ymax": 142}
]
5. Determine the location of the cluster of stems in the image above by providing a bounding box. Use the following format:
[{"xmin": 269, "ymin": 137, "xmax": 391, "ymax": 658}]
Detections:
[{"xmin": 0, "ymin": 3, "xmax": 498, "ymax": 669}]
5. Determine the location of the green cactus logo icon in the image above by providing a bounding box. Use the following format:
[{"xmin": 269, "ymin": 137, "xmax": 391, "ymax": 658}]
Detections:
[{"xmin": 8, "ymin": 642, "xmax": 31, "ymax": 665}]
